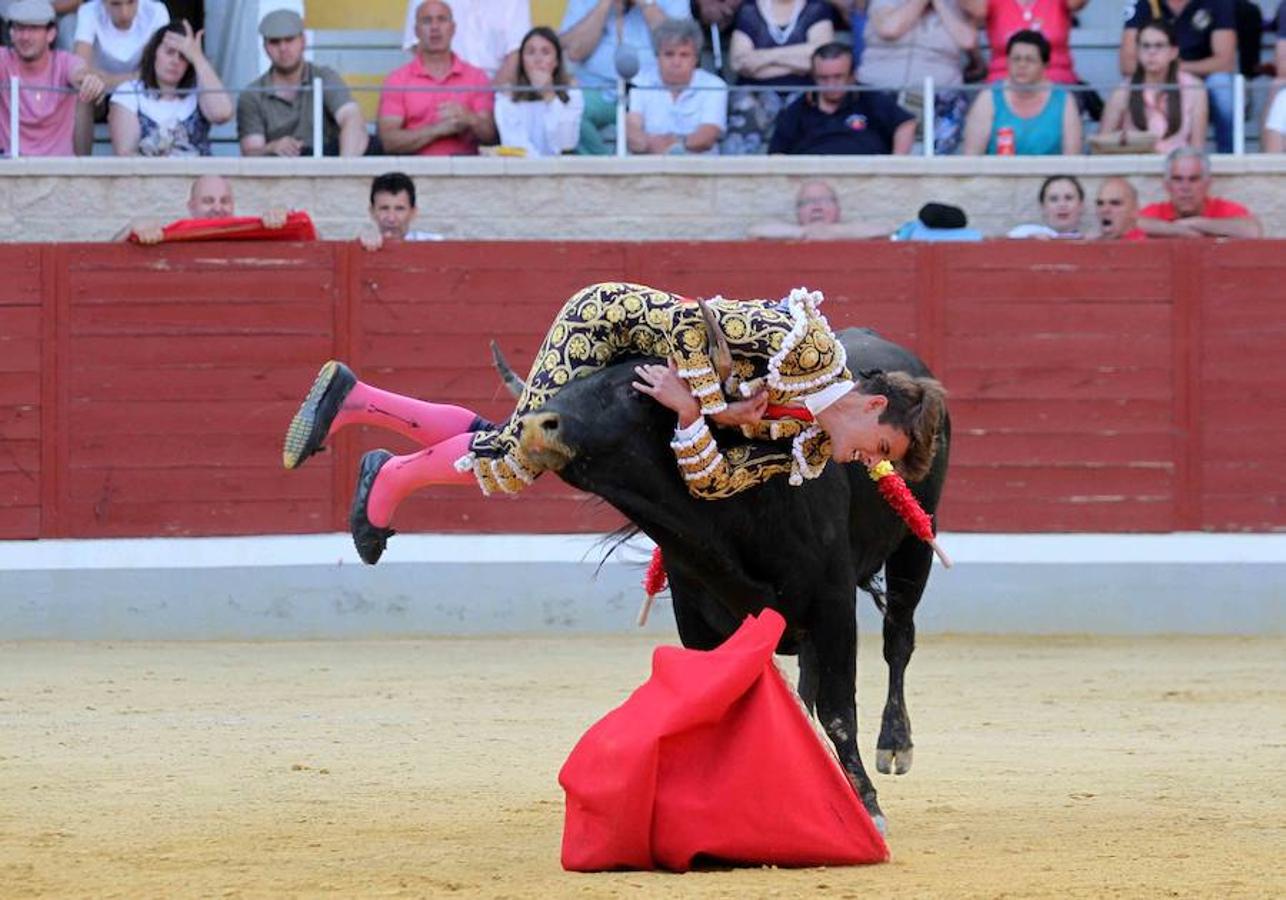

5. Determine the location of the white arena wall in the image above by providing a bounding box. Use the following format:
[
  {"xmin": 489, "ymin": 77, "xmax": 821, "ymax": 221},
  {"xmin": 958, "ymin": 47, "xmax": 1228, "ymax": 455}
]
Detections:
[{"xmin": 0, "ymin": 533, "xmax": 1282, "ymax": 640}]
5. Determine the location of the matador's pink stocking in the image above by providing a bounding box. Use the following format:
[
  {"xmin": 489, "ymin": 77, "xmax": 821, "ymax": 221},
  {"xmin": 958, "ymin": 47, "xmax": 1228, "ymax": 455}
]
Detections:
[
  {"xmin": 329, "ymin": 382, "xmax": 479, "ymax": 447},
  {"xmin": 366, "ymin": 433, "xmax": 476, "ymax": 526}
]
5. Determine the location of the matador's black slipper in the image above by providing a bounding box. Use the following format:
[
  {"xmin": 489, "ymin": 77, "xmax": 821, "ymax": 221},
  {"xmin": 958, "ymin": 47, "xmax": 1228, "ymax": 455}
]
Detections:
[
  {"xmin": 282, "ymin": 360, "xmax": 357, "ymax": 470},
  {"xmin": 350, "ymin": 449, "xmax": 396, "ymax": 565}
]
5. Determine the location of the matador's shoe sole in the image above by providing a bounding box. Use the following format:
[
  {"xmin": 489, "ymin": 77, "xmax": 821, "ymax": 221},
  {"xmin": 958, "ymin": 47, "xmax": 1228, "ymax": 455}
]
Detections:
[
  {"xmin": 350, "ymin": 449, "xmax": 396, "ymax": 565},
  {"xmin": 282, "ymin": 360, "xmax": 356, "ymax": 470}
]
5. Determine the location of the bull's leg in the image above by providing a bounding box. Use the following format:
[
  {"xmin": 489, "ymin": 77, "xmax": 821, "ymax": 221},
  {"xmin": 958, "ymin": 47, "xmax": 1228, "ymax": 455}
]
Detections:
[
  {"xmin": 666, "ymin": 567, "xmax": 738, "ymax": 651},
  {"xmin": 811, "ymin": 593, "xmax": 885, "ymax": 831},
  {"xmin": 876, "ymin": 535, "xmax": 932, "ymax": 776},
  {"xmin": 797, "ymin": 639, "xmax": 819, "ymax": 716}
]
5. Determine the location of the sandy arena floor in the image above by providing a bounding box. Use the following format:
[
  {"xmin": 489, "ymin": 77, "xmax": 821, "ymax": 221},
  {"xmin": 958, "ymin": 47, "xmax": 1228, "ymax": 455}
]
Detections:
[{"xmin": 1, "ymin": 632, "xmax": 1283, "ymax": 898}]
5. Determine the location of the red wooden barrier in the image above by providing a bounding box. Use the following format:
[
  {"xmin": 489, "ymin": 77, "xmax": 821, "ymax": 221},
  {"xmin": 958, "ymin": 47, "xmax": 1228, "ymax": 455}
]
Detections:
[{"xmin": 0, "ymin": 240, "xmax": 1282, "ymax": 540}]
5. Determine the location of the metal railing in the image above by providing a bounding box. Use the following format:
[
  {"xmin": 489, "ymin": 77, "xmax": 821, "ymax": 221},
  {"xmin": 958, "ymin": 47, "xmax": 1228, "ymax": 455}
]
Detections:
[{"xmin": 4, "ymin": 73, "xmax": 1280, "ymax": 159}]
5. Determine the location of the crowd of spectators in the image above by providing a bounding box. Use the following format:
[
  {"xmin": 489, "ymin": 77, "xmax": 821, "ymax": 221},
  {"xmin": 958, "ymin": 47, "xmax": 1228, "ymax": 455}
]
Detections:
[{"xmin": 2, "ymin": 0, "xmax": 1284, "ymax": 158}]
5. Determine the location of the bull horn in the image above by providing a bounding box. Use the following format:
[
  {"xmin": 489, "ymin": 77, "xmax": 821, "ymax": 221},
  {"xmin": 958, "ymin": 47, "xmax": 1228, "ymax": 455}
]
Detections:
[
  {"xmin": 696, "ymin": 299, "xmax": 733, "ymax": 387},
  {"xmin": 489, "ymin": 340, "xmax": 526, "ymax": 400}
]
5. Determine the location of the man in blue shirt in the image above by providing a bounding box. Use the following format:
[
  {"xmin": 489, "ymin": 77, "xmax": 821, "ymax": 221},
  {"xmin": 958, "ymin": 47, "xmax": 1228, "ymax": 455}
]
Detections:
[{"xmin": 769, "ymin": 42, "xmax": 915, "ymax": 155}]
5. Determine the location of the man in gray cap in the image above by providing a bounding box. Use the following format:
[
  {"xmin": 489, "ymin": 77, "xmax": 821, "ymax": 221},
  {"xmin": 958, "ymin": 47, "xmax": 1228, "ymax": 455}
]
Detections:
[
  {"xmin": 237, "ymin": 8, "xmax": 369, "ymax": 157},
  {"xmin": 1, "ymin": 0, "xmax": 105, "ymax": 156}
]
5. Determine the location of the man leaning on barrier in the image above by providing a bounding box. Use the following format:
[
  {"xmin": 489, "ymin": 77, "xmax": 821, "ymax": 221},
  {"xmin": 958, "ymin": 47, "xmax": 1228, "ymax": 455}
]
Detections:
[
  {"xmin": 238, "ymin": 9, "xmax": 370, "ymax": 158},
  {"xmin": 1137, "ymin": 147, "xmax": 1263, "ymax": 238}
]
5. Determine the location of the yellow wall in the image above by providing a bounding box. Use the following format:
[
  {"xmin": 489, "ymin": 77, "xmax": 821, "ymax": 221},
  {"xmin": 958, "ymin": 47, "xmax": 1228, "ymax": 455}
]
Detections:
[
  {"xmin": 306, "ymin": 1, "xmax": 566, "ymax": 31},
  {"xmin": 531, "ymin": 0, "xmax": 566, "ymax": 27}
]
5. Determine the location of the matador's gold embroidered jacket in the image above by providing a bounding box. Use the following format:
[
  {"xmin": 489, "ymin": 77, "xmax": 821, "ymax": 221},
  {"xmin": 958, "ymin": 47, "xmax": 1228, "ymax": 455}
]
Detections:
[{"xmin": 459, "ymin": 282, "xmax": 851, "ymax": 499}]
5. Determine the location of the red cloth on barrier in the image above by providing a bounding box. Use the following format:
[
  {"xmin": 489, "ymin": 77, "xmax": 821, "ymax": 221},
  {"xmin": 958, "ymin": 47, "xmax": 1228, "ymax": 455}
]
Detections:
[
  {"xmin": 130, "ymin": 211, "xmax": 318, "ymax": 243},
  {"xmin": 559, "ymin": 609, "xmax": 889, "ymax": 872}
]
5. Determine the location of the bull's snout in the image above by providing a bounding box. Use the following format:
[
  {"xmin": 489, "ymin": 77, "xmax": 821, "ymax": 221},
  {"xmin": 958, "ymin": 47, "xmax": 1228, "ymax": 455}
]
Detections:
[{"xmin": 518, "ymin": 411, "xmax": 575, "ymax": 471}]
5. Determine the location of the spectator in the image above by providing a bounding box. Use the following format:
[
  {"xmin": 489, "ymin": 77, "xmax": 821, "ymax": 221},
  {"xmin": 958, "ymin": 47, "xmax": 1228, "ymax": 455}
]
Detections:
[
  {"xmin": 960, "ymin": 0, "xmax": 1085, "ymax": 87},
  {"xmin": 238, "ymin": 10, "xmax": 369, "ymax": 158},
  {"xmin": 1264, "ymin": 84, "xmax": 1285, "ymax": 151},
  {"xmin": 116, "ymin": 175, "xmax": 290, "ymax": 243},
  {"xmin": 746, "ymin": 179, "xmax": 892, "ymax": 238},
  {"xmin": 378, "ymin": 0, "xmax": 497, "ymax": 156},
  {"xmin": 769, "ymin": 41, "xmax": 915, "ymax": 154},
  {"xmin": 722, "ymin": 0, "xmax": 835, "ymax": 154},
  {"xmin": 0, "ymin": 0, "xmax": 104, "ymax": 156},
  {"xmin": 401, "ymin": 0, "xmax": 531, "ymax": 84},
  {"xmin": 1269, "ymin": 6, "xmax": 1284, "ymax": 150},
  {"xmin": 857, "ymin": 0, "xmax": 977, "ymax": 155},
  {"xmin": 108, "ymin": 19, "xmax": 231, "ymax": 156},
  {"xmin": 73, "ymin": 0, "xmax": 170, "ymax": 155},
  {"xmin": 1119, "ymin": 0, "xmax": 1237, "ymax": 153},
  {"xmin": 1138, "ymin": 146, "xmax": 1263, "ymax": 237},
  {"xmin": 961, "ymin": 30, "xmax": 1082, "ymax": 156},
  {"xmin": 626, "ymin": 17, "xmax": 726, "ymax": 154},
  {"xmin": 1095, "ymin": 177, "xmax": 1147, "ymax": 240},
  {"xmin": 690, "ymin": 0, "xmax": 739, "ymax": 71},
  {"xmin": 359, "ymin": 172, "xmax": 445, "ymax": 251},
  {"xmin": 1099, "ymin": 22, "xmax": 1207, "ymax": 154},
  {"xmin": 559, "ymin": 0, "xmax": 691, "ymax": 154},
  {"xmin": 824, "ymin": 0, "xmax": 869, "ymax": 65},
  {"xmin": 494, "ymin": 26, "xmax": 584, "ymax": 156},
  {"xmin": 1007, "ymin": 174, "xmax": 1085, "ymax": 238}
]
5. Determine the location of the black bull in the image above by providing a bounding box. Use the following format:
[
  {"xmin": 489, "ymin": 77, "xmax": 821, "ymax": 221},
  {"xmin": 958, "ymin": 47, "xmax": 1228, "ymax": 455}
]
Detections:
[{"xmin": 504, "ymin": 328, "xmax": 950, "ymax": 828}]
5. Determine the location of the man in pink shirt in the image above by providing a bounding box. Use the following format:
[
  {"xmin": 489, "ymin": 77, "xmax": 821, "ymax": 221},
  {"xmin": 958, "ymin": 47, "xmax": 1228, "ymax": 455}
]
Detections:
[
  {"xmin": 0, "ymin": 0, "xmax": 105, "ymax": 156},
  {"xmin": 1138, "ymin": 147, "xmax": 1263, "ymax": 238},
  {"xmin": 377, "ymin": 0, "xmax": 497, "ymax": 156}
]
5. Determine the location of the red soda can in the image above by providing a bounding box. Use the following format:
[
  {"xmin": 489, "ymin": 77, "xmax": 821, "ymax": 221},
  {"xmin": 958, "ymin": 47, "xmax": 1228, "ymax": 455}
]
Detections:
[{"xmin": 996, "ymin": 126, "xmax": 1016, "ymax": 156}]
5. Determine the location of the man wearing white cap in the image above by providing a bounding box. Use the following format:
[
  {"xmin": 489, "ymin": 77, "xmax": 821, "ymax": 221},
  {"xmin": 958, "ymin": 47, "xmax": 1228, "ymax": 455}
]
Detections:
[
  {"xmin": 238, "ymin": 9, "xmax": 369, "ymax": 157},
  {"xmin": 0, "ymin": 0, "xmax": 105, "ymax": 155}
]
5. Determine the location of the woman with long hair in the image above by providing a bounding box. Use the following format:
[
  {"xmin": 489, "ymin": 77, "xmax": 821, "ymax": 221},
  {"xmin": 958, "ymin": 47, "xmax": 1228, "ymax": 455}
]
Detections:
[
  {"xmin": 1099, "ymin": 22, "xmax": 1207, "ymax": 154},
  {"xmin": 493, "ymin": 26, "xmax": 583, "ymax": 156},
  {"xmin": 108, "ymin": 20, "xmax": 232, "ymax": 156}
]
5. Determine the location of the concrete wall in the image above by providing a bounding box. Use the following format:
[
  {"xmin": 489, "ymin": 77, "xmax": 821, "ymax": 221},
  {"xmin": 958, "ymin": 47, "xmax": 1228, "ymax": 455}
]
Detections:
[
  {"xmin": 1, "ymin": 533, "xmax": 1282, "ymax": 638},
  {"xmin": 3, "ymin": 156, "xmax": 1283, "ymax": 243}
]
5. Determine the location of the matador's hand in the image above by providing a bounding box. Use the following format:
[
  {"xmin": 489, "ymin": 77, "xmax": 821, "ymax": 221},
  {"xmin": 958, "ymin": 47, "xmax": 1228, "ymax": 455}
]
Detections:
[
  {"xmin": 710, "ymin": 390, "xmax": 768, "ymax": 428},
  {"xmin": 632, "ymin": 360, "xmax": 701, "ymax": 425}
]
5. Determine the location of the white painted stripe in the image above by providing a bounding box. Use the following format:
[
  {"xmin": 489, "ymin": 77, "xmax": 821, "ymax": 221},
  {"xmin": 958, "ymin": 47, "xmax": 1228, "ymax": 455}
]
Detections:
[{"xmin": 0, "ymin": 533, "xmax": 1282, "ymax": 571}]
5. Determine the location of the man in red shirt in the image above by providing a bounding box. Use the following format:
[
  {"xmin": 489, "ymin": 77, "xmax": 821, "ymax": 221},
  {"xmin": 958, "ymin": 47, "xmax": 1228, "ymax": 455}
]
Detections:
[
  {"xmin": 377, "ymin": 0, "xmax": 497, "ymax": 156},
  {"xmin": 1096, "ymin": 177, "xmax": 1147, "ymax": 242},
  {"xmin": 1138, "ymin": 147, "xmax": 1263, "ymax": 238}
]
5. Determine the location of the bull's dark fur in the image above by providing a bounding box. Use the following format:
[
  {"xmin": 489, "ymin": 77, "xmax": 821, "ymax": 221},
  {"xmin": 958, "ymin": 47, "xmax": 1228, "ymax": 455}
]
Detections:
[{"xmin": 512, "ymin": 329, "xmax": 950, "ymax": 826}]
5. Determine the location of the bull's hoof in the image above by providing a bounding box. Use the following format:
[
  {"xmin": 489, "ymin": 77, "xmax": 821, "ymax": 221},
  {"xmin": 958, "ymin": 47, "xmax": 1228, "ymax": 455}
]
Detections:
[
  {"xmin": 876, "ymin": 747, "xmax": 914, "ymax": 775},
  {"xmin": 860, "ymin": 795, "xmax": 887, "ymax": 835},
  {"xmin": 517, "ymin": 412, "xmax": 573, "ymax": 471}
]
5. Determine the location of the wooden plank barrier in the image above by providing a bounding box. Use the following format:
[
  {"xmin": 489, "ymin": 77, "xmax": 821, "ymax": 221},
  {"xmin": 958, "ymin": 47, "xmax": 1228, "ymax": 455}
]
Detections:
[{"xmin": 0, "ymin": 240, "xmax": 1281, "ymax": 540}]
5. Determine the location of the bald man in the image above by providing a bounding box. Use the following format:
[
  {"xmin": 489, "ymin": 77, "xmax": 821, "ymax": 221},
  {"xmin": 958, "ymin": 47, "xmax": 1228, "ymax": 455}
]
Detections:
[
  {"xmin": 747, "ymin": 180, "xmax": 890, "ymax": 240},
  {"xmin": 1095, "ymin": 178, "xmax": 1146, "ymax": 242},
  {"xmin": 117, "ymin": 176, "xmax": 288, "ymax": 243}
]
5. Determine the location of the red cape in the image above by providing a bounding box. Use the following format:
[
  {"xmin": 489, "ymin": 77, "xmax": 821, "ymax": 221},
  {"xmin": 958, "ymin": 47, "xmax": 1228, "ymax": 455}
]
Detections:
[
  {"xmin": 559, "ymin": 609, "xmax": 889, "ymax": 872},
  {"xmin": 130, "ymin": 211, "xmax": 318, "ymax": 243}
]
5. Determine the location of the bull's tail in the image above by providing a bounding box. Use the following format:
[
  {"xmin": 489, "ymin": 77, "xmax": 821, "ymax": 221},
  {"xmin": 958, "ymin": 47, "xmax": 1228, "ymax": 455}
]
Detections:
[{"xmin": 489, "ymin": 340, "xmax": 526, "ymax": 400}]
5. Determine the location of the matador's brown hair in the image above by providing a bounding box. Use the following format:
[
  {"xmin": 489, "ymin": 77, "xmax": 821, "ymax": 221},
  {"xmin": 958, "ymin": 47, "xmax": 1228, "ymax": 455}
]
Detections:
[{"xmin": 856, "ymin": 369, "xmax": 947, "ymax": 482}]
